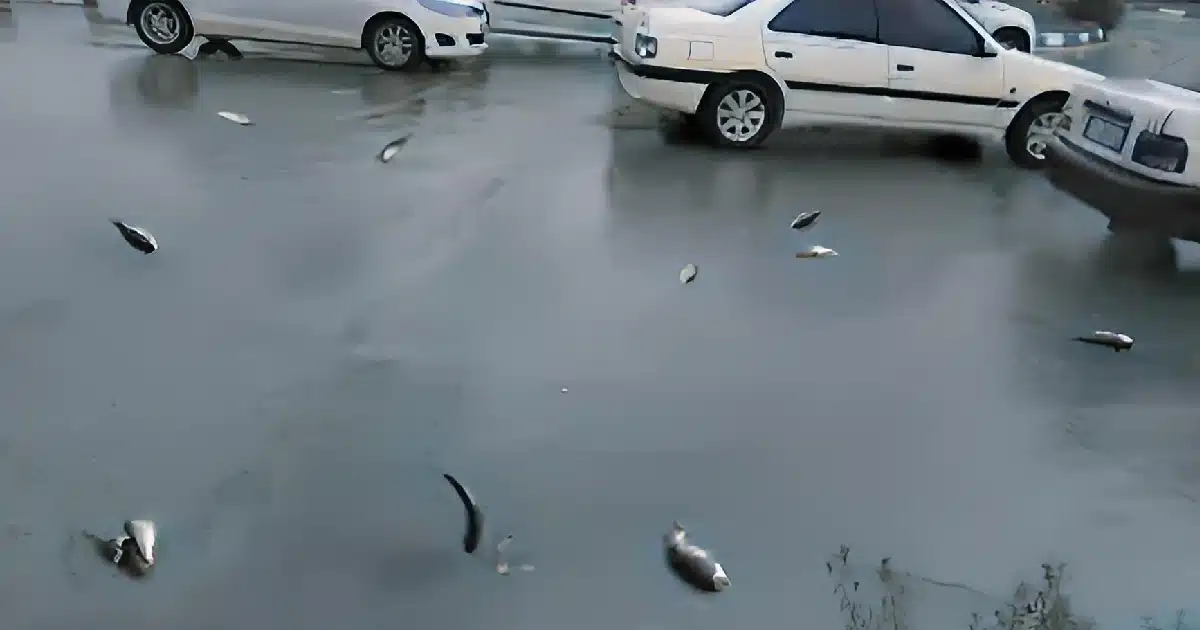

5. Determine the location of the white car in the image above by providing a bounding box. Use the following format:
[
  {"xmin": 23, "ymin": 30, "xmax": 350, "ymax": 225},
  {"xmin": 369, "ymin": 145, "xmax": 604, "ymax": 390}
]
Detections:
[
  {"xmin": 1045, "ymin": 71, "xmax": 1200, "ymax": 243},
  {"xmin": 611, "ymin": 0, "xmax": 1100, "ymax": 167},
  {"xmin": 956, "ymin": 0, "xmax": 1036, "ymax": 53},
  {"xmin": 618, "ymin": 0, "xmax": 1036, "ymax": 51},
  {"xmin": 97, "ymin": 0, "xmax": 490, "ymax": 70}
]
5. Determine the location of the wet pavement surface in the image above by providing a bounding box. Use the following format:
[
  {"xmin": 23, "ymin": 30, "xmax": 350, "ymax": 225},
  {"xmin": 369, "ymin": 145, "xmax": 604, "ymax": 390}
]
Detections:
[{"xmin": 4, "ymin": 4, "xmax": 1200, "ymax": 629}]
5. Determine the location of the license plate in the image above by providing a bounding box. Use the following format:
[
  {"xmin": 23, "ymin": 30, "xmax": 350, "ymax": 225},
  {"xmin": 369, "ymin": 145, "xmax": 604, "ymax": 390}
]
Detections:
[{"xmin": 1083, "ymin": 115, "xmax": 1129, "ymax": 152}]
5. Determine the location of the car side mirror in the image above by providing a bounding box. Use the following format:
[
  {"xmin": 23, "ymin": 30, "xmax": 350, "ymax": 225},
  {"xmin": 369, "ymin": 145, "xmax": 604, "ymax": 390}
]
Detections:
[{"xmin": 977, "ymin": 39, "xmax": 1000, "ymax": 57}]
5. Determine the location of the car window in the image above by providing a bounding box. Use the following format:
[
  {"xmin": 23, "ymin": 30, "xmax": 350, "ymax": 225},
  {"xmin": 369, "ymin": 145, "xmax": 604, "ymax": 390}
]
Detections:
[
  {"xmin": 767, "ymin": 0, "xmax": 878, "ymax": 43},
  {"xmin": 877, "ymin": 0, "xmax": 980, "ymax": 55},
  {"xmin": 688, "ymin": 0, "xmax": 758, "ymax": 16}
]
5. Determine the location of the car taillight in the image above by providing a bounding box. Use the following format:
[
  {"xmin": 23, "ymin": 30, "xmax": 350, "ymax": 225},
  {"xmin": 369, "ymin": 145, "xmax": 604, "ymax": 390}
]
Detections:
[{"xmin": 1131, "ymin": 130, "xmax": 1188, "ymax": 173}]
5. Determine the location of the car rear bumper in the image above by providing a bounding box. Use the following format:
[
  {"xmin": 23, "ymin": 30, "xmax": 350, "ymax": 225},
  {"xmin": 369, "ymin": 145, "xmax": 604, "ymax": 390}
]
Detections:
[
  {"xmin": 609, "ymin": 51, "xmax": 709, "ymax": 115},
  {"xmin": 1046, "ymin": 135, "xmax": 1200, "ymax": 241}
]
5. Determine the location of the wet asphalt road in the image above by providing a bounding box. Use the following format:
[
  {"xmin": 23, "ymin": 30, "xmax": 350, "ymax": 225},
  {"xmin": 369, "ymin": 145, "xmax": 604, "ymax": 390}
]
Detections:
[{"xmin": 3, "ymin": 4, "xmax": 1200, "ymax": 629}]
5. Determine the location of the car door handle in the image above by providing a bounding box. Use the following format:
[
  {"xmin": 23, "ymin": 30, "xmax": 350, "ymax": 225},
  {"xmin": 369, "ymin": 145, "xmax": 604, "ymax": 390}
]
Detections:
[
  {"xmin": 774, "ymin": 50, "xmax": 793, "ymax": 58},
  {"xmin": 896, "ymin": 64, "xmax": 914, "ymax": 71}
]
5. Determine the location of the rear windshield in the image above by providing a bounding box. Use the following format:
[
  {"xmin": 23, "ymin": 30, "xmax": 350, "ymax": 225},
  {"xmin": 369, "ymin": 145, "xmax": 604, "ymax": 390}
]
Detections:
[{"xmin": 687, "ymin": 0, "xmax": 757, "ymax": 16}]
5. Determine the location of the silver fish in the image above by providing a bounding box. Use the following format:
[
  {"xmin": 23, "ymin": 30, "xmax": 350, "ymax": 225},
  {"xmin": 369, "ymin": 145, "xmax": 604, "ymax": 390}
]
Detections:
[
  {"xmin": 110, "ymin": 219, "xmax": 158, "ymax": 254},
  {"xmin": 494, "ymin": 534, "xmax": 533, "ymax": 575},
  {"xmin": 218, "ymin": 111, "xmax": 252, "ymax": 125},
  {"xmin": 680, "ymin": 263, "xmax": 698, "ymax": 285},
  {"xmin": 795, "ymin": 246, "xmax": 838, "ymax": 259},
  {"xmin": 1073, "ymin": 330, "xmax": 1133, "ymax": 352},
  {"xmin": 790, "ymin": 211, "xmax": 821, "ymax": 231},
  {"xmin": 125, "ymin": 519, "xmax": 156, "ymax": 565},
  {"xmin": 377, "ymin": 135, "xmax": 412, "ymax": 163}
]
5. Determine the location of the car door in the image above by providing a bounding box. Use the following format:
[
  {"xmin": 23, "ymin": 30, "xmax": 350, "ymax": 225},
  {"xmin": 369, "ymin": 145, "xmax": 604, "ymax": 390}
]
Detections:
[
  {"xmin": 761, "ymin": 0, "xmax": 891, "ymax": 120},
  {"xmin": 242, "ymin": 0, "xmax": 361, "ymax": 46},
  {"xmin": 185, "ymin": 0, "xmax": 267, "ymax": 39},
  {"xmin": 876, "ymin": 0, "xmax": 1006, "ymax": 129}
]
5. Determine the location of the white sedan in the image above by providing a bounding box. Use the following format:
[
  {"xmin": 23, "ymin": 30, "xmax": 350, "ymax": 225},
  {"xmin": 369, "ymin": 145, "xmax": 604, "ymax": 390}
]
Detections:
[
  {"xmin": 956, "ymin": 0, "xmax": 1036, "ymax": 53},
  {"xmin": 612, "ymin": 0, "xmax": 1099, "ymax": 167},
  {"xmin": 1045, "ymin": 71, "xmax": 1200, "ymax": 243},
  {"xmin": 97, "ymin": 0, "xmax": 490, "ymax": 70}
]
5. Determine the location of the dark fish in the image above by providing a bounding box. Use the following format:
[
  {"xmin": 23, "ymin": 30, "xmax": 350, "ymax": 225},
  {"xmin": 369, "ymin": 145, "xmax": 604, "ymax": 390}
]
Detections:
[
  {"xmin": 1073, "ymin": 330, "xmax": 1133, "ymax": 352},
  {"xmin": 790, "ymin": 211, "xmax": 821, "ymax": 231},
  {"xmin": 377, "ymin": 135, "xmax": 412, "ymax": 163},
  {"xmin": 110, "ymin": 219, "xmax": 158, "ymax": 254},
  {"xmin": 664, "ymin": 521, "xmax": 730, "ymax": 593},
  {"xmin": 442, "ymin": 473, "xmax": 483, "ymax": 554}
]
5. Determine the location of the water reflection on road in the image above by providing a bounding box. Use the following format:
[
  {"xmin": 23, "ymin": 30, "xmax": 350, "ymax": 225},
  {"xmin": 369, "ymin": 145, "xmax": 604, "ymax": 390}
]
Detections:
[{"xmin": 0, "ymin": 5, "xmax": 1200, "ymax": 630}]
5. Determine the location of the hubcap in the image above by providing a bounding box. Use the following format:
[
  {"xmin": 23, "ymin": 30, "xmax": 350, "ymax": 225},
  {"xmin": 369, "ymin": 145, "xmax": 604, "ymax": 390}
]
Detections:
[
  {"xmin": 374, "ymin": 23, "xmax": 415, "ymax": 67},
  {"xmin": 1024, "ymin": 111, "xmax": 1062, "ymax": 160},
  {"xmin": 140, "ymin": 2, "xmax": 181, "ymax": 46},
  {"xmin": 716, "ymin": 89, "xmax": 767, "ymax": 143}
]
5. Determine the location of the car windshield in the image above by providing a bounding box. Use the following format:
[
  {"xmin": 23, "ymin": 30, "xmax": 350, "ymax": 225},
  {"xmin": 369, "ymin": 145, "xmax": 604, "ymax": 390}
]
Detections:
[
  {"xmin": 686, "ymin": 0, "xmax": 758, "ymax": 16},
  {"xmin": 1151, "ymin": 55, "xmax": 1200, "ymax": 93}
]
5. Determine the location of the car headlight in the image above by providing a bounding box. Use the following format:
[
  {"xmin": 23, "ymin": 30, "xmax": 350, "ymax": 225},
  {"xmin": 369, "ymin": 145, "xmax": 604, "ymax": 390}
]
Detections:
[
  {"xmin": 416, "ymin": 0, "xmax": 483, "ymax": 18},
  {"xmin": 634, "ymin": 33, "xmax": 657, "ymax": 58},
  {"xmin": 1131, "ymin": 130, "xmax": 1188, "ymax": 173}
]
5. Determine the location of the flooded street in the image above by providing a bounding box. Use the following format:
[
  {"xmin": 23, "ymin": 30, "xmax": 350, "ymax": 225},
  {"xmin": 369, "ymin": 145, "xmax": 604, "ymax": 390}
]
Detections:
[{"xmin": 2, "ymin": 4, "xmax": 1200, "ymax": 629}]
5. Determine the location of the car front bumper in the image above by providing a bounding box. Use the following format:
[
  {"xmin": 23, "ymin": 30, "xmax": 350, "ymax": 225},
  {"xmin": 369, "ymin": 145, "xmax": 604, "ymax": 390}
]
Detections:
[
  {"xmin": 1045, "ymin": 135, "xmax": 1200, "ymax": 242},
  {"xmin": 424, "ymin": 15, "xmax": 488, "ymax": 59},
  {"xmin": 609, "ymin": 51, "xmax": 709, "ymax": 115}
]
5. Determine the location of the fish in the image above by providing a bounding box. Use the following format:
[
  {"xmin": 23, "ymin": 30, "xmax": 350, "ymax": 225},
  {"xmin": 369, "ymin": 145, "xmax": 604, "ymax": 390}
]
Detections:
[
  {"xmin": 218, "ymin": 111, "xmax": 252, "ymax": 125},
  {"xmin": 1073, "ymin": 330, "xmax": 1133, "ymax": 352},
  {"xmin": 110, "ymin": 219, "xmax": 158, "ymax": 254},
  {"xmin": 664, "ymin": 521, "xmax": 730, "ymax": 593},
  {"xmin": 680, "ymin": 263, "xmax": 698, "ymax": 285},
  {"xmin": 377, "ymin": 135, "xmax": 412, "ymax": 163},
  {"xmin": 494, "ymin": 535, "xmax": 534, "ymax": 575},
  {"xmin": 442, "ymin": 473, "xmax": 483, "ymax": 554},
  {"xmin": 796, "ymin": 246, "xmax": 838, "ymax": 259},
  {"xmin": 124, "ymin": 520, "xmax": 156, "ymax": 566},
  {"xmin": 790, "ymin": 211, "xmax": 821, "ymax": 231}
]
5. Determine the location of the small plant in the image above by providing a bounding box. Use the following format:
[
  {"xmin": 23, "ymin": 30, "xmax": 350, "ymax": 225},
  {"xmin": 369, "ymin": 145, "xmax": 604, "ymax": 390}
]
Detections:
[{"xmin": 824, "ymin": 546, "xmax": 1191, "ymax": 630}]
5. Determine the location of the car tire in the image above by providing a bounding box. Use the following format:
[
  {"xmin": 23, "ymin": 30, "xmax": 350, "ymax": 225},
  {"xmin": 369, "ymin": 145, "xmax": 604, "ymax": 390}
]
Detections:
[
  {"xmin": 993, "ymin": 27, "xmax": 1031, "ymax": 53},
  {"xmin": 364, "ymin": 15, "xmax": 425, "ymax": 72},
  {"xmin": 131, "ymin": 0, "xmax": 194, "ymax": 55},
  {"xmin": 1004, "ymin": 94, "xmax": 1067, "ymax": 169},
  {"xmin": 696, "ymin": 79, "xmax": 781, "ymax": 150}
]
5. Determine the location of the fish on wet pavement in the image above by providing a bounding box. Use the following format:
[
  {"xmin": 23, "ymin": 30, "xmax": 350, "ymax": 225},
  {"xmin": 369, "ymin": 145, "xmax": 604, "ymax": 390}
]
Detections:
[{"xmin": 110, "ymin": 219, "xmax": 158, "ymax": 254}]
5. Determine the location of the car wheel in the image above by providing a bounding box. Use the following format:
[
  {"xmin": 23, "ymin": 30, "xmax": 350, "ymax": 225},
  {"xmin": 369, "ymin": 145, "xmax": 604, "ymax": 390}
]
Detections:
[
  {"xmin": 697, "ymin": 80, "xmax": 780, "ymax": 149},
  {"xmin": 364, "ymin": 15, "xmax": 425, "ymax": 72},
  {"xmin": 993, "ymin": 27, "xmax": 1031, "ymax": 53},
  {"xmin": 1004, "ymin": 94, "xmax": 1066, "ymax": 169},
  {"xmin": 132, "ymin": 0, "xmax": 193, "ymax": 55}
]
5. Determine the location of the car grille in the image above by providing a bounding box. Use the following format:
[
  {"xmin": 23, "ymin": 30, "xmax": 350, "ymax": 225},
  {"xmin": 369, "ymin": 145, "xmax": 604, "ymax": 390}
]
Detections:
[{"xmin": 467, "ymin": 33, "xmax": 484, "ymax": 45}]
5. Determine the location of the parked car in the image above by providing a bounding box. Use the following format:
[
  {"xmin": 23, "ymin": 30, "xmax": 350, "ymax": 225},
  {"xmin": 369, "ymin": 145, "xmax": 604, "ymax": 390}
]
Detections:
[
  {"xmin": 1045, "ymin": 66, "xmax": 1200, "ymax": 243},
  {"xmin": 96, "ymin": 0, "xmax": 490, "ymax": 70},
  {"xmin": 618, "ymin": 0, "xmax": 1036, "ymax": 52},
  {"xmin": 611, "ymin": 0, "xmax": 1100, "ymax": 167},
  {"xmin": 956, "ymin": 0, "xmax": 1036, "ymax": 53}
]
